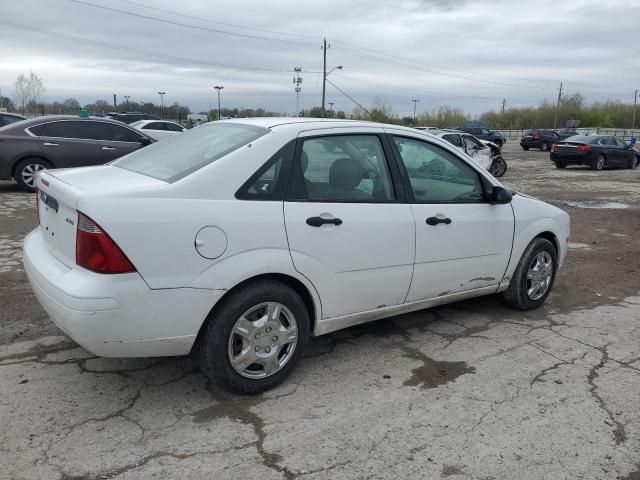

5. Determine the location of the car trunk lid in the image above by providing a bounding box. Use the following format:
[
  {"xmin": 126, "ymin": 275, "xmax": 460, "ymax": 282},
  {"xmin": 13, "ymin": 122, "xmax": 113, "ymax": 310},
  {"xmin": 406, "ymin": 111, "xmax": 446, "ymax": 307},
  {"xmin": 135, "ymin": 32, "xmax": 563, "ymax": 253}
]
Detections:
[{"xmin": 36, "ymin": 166, "xmax": 166, "ymax": 268}]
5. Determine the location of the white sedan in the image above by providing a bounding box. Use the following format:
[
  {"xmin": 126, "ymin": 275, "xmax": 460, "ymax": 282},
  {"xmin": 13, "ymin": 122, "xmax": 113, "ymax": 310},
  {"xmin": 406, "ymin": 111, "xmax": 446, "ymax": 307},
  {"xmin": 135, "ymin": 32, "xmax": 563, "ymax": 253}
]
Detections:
[
  {"xmin": 130, "ymin": 120, "xmax": 186, "ymax": 140},
  {"xmin": 24, "ymin": 118, "xmax": 570, "ymax": 394}
]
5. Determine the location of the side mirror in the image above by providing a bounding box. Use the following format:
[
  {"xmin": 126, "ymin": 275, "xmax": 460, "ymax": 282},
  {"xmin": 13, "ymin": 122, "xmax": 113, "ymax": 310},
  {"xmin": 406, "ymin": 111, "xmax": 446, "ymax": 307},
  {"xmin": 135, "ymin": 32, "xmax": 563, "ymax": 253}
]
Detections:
[{"xmin": 489, "ymin": 186, "xmax": 512, "ymax": 204}]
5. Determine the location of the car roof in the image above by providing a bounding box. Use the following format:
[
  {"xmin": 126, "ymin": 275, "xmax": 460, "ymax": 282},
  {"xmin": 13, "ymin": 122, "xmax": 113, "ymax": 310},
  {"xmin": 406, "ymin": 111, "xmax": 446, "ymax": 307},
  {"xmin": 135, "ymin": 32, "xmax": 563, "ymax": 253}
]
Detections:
[
  {"xmin": 12, "ymin": 115, "xmax": 130, "ymax": 126},
  {"xmin": 0, "ymin": 112, "xmax": 25, "ymax": 118},
  {"xmin": 219, "ymin": 117, "xmax": 383, "ymax": 129}
]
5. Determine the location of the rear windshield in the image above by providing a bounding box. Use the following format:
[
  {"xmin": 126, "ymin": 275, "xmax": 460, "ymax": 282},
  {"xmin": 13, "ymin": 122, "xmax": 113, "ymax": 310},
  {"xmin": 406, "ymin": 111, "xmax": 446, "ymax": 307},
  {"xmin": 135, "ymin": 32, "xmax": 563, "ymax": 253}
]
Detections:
[
  {"xmin": 113, "ymin": 123, "xmax": 269, "ymax": 182},
  {"xmin": 565, "ymin": 135, "xmax": 598, "ymax": 143}
]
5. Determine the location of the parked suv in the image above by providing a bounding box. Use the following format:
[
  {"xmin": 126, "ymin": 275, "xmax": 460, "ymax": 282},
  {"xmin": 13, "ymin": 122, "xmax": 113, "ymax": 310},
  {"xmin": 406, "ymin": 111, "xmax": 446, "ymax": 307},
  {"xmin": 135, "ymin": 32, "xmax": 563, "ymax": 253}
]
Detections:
[
  {"xmin": 456, "ymin": 126, "xmax": 506, "ymax": 148},
  {"xmin": 520, "ymin": 129, "xmax": 567, "ymax": 151},
  {"xmin": 24, "ymin": 118, "xmax": 570, "ymax": 394},
  {"xmin": 0, "ymin": 115, "xmax": 155, "ymax": 190}
]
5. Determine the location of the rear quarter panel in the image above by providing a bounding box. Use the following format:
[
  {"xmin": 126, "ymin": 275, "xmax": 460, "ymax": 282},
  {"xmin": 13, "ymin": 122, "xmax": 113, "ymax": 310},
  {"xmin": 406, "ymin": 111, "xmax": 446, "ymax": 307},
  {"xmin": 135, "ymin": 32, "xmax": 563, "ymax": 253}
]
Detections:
[{"xmin": 0, "ymin": 136, "xmax": 46, "ymax": 179}]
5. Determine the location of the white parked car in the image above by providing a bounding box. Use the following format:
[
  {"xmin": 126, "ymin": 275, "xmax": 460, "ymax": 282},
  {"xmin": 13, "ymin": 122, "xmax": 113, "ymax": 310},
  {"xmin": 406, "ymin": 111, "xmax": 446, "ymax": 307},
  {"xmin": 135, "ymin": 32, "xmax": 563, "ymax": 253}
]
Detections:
[
  {"xmin": 130, "ymin": 120, "xmax": 186, "ymax": 140},
  {"xmin": 430, "ymin": 129, "xmax": 507, "ymax": 177},
  {"xmin": 24, "ymin": 118, "xmax": 570, "ymax": 394}
]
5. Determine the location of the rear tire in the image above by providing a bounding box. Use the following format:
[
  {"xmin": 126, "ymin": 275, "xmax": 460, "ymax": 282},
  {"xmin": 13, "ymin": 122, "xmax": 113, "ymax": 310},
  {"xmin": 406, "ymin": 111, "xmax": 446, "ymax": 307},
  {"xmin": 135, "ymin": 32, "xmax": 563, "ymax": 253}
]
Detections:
[
  {"xmin": 503, "ymin": 237, "xmax": 557, "ymax": 311},
  {"xmin": 197, "ymin": 280, "xmax": 310, "ymax": 395},
  {"xmin": 591, "ymin": 154, "xmax": 605, "ymax": 171},
  {"xmin": 489, "ymin": 156, "xmax": 507, "ymax": 177},
  {"xmin": 554, "ymin": 162, "xmax": 566, "ymax": 169},
  {"xmin": 14, "ymin": 158, "xmax": 51, "ymax": 191},
  {"xmin": 522, "ymin": 146, "xmax": 530, "ymax": 151}
]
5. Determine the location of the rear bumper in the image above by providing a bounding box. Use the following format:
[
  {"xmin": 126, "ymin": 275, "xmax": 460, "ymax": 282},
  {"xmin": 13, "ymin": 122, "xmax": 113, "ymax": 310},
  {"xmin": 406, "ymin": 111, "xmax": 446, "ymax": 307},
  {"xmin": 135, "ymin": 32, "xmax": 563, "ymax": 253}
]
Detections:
[
  {"xmin": 23, "ymin": 228, "xmax": 222, "ymax": 357},
  {"xmin": 550, "ymin": 152, "xmax": 593, "ymax": 164}
]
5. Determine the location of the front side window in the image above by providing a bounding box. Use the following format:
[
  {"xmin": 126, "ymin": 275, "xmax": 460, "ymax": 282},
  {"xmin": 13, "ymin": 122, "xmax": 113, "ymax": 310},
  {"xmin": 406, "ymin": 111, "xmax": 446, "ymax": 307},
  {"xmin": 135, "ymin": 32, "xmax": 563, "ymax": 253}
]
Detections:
[
  {"xmin": 297, "ymin": 135, "xmax": 394, "ymax": 202},
  {"xmin": 462, "ymin": 135, "xmax": 484, "ymax": 152},
  {"xmin": 43, "ymin": 121, "xmax": 94, "ymax": 140},
  {"xmin": 614, "ymin": 137, "xmax": 627, "ymax": 148},
  {"xmin": 113, "ymin": 123, "xmax": 268, "ymax": 182},
  {"xmin": 94, "ymin": 122, "xmax": 144, "ymax": 142},
  {"xmin": 393, "ymin": 136, "xmax": 485, "ymax": 203}
]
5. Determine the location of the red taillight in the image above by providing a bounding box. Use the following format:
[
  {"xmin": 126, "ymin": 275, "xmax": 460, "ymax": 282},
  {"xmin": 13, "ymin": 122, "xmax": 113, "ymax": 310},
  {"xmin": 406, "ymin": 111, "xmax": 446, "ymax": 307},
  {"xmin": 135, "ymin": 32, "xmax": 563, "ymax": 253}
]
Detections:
[
  {"xmin": 76, "ymin": 212, "xmax": 135, "ymax": 274},
  {"xmin": 551, "ymin": 144, "xmax": 558, "ymax": 152},
  {"xmin": 35, "ymin": 189, "xmax": 40, "ymax": 225},
  {"xmin": 576, "ymin": 145, "xmax": 592, "ymax": 151}
]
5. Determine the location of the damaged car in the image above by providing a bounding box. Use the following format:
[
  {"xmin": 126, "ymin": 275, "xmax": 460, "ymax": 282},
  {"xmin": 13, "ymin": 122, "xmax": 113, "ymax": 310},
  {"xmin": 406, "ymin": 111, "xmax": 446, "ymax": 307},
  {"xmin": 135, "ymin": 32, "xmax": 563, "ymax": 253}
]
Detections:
[{"xmin": 24, "ymin": 118, "xmax": 569, "ymax": 394}]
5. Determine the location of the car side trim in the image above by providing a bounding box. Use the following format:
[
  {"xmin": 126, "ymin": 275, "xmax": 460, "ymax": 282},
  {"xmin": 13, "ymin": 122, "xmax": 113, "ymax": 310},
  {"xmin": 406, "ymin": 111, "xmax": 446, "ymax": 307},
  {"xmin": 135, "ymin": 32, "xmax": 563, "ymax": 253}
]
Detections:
[{"xmin": 313, "ymin": 285, "xmax": 498, "ymax": 336}]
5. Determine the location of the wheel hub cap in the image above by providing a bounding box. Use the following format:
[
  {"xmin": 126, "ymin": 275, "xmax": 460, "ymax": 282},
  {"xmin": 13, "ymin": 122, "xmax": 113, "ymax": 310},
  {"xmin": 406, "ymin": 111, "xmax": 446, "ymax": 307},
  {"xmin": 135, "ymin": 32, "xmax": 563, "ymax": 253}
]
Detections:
[
  {"xmin": 21, "ymin": 163, "xmax": 46, "ymax": 187},
  {"xmin": 227, "ymin": 302, "xmax": 298, "ymax": 379},
  {"xmin": 526, "ymin": 251, "xmax": 553, "ymax": 301}
]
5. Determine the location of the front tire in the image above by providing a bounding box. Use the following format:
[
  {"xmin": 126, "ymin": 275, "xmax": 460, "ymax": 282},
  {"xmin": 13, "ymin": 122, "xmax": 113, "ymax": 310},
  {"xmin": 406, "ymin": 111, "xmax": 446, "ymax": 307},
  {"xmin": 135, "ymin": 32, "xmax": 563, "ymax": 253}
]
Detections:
[
  {"xmin": 197, "ymin": 280, "xmax": 310, "ymax": 395},
  {"xmin": 522, "ymin": 146, "xmax": 530, "ymax": 151},
  {"xmin": 627, "ymin": 157, "xmax": 639, "ymax": 169},
  {"xmin": 554, "ymin": 162, "xmax": 566, "ymax": 169},
  {"xmin": 503, "ymin": 237, "xmax": 557, "ymax": 310},
  {"xmin": 540, "ymin": 142, "xmax": 549, "ymax": 152},
  {"xmin": 14, "ymin": 158, "xmax": 51, "ymax": 191}
]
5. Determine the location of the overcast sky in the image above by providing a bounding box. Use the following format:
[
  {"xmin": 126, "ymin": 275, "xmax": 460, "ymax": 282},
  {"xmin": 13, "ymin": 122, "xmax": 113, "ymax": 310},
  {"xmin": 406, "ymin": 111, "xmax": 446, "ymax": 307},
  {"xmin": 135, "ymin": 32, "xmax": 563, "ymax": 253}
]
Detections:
[{"xmin": 0, "ymin": 0, "xmax": 638, "ymax": 116}]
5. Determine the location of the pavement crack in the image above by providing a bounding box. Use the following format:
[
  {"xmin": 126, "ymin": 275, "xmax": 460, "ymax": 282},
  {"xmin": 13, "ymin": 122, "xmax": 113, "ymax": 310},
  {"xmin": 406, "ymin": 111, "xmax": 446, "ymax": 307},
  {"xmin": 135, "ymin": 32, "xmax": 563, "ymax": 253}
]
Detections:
[{"xmin": 586, "ymin": 343, "xmax": 627, "ymax": 445}]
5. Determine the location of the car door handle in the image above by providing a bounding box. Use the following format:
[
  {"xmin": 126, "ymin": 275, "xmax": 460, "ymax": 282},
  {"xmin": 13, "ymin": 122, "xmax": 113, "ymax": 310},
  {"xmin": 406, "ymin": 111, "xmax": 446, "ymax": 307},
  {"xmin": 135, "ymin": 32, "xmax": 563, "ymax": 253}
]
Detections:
[
  {"xmin": 306, "ymin": 216, "xmax": 343, "ymax": 227},
  {"xmin": 101, "ymin": 146, "xmax": 116, "ymax": 151},
  {"xmin": 426, "ymin": 216, "xmax": 452, "ymax": 226},
  {"xmin": 43, "ymin": 142, "xmax": 59, "ymax": 147}
]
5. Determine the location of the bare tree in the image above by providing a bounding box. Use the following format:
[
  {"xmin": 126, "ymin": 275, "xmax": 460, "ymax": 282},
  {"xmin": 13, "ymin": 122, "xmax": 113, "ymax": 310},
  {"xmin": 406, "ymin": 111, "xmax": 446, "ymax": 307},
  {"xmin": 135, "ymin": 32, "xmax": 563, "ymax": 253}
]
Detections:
[
  {"xmin": 28, "ymin": 71, "xmax": 45, "ymax": 116},
  {"xmin": 14, "ymin": 74, "xmax": 30, "ymax": 114}
]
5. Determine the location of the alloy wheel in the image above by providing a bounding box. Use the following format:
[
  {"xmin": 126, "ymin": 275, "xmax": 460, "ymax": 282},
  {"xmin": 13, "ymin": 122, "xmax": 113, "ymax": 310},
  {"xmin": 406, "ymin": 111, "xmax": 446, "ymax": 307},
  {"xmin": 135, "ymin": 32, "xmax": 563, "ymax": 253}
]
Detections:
[
  {"xmin": 21, "ymin": 163, "xmax": 46, "ymax": 187},
  {"xmin": 227, "ymin": 302, "xmax": 299, "ymax": 379},
  {"xmin": 526, "ymin": 251, "xmax": 553, "ymax": 301}
]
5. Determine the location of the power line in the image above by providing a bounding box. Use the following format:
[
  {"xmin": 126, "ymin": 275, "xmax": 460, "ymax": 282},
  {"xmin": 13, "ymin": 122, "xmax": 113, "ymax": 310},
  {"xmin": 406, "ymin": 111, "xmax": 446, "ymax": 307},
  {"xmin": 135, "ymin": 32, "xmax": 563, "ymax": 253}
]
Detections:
[
  {"xmin": 331, "ymin": 44, "xmax": 555, "ymax": 91},
  {"xmin": 332, "ymin": 73, "xmax": 503, "ymax": 103},
  {"xmin": 0, "ymin": 20, "xmax": 312, "ymax": 74},
  {"xmin": 66, "ymin": 0, "xmax": 320, "ymax": 47},
  {"xmin": 331, "ymin": 39, "xmax": 561, "ymax": 86},
  {"xmin": 325, "ymin": 79, "xmax": 376, "ymax": 121},
  {"xmin": 116, "ymin": 0, "xmax": 320, "ymax": 40}
]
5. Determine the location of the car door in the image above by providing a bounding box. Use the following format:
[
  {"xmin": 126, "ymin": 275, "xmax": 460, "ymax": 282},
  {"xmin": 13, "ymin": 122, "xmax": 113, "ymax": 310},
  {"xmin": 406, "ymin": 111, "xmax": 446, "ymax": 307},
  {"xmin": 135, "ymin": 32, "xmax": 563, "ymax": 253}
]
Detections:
[
  {"xmin": 389, "ymin": 133, "xmax": 514, "ymax": 302},
  {"xmin": 93, "ymin": 121, "xmax": 149, "ymax": 162},
  {"xmin": 284, "ymin": 129, "xmax": 415, "ymax": 319},
  {"xmin": 462, "ymin": 134, "xmax": 491, "ymax": 170},
  {"xmin": 38, "ymin": 120, "xmax": 103, "ymax": 168},
  {"xmin": 613, "ymin": 137, "xmax": 633, "ymax": 166}
]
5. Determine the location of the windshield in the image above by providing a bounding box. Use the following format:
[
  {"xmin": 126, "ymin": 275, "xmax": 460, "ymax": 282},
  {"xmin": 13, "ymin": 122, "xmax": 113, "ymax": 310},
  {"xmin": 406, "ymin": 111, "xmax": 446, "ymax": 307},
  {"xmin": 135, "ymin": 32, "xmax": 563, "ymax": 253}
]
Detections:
[{"xmin": 113, "ymin": 122, "xmax": 269, "ymax": 182}]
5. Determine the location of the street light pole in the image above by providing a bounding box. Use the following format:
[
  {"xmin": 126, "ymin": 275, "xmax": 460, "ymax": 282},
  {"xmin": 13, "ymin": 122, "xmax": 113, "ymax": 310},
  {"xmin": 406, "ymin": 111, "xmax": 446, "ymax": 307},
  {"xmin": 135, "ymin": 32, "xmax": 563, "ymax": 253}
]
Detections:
[
  {"xmin": 157, "ymin": 91, "xmax": 165, "ymax": 118},
  {"xmin": 411, "ymin": 99, "xmax": 420, "ymax": 122},
  {"xmin": 328, "ymin": 102, "xmax": 335, "ymax": 118},
  {"xmin": 322, "ymin": 65, "xmax": 343, "ymax": 118},
  {"xmin": 633, "ymin": 88, "xmax": 638, "ymax": 130},
  {"xmin": 124, "ymin": 95, "xmax": 130, "ymax": 110},
  {"xmin": 214, "ymin": 85, "xmax": 224, "ymax": 120}
]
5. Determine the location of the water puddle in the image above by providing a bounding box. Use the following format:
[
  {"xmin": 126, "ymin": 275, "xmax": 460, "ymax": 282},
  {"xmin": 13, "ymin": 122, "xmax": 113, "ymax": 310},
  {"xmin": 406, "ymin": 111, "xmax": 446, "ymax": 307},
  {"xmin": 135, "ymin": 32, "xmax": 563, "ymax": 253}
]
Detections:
[
  {"xmin": 563, "ymin": 200, "xmax": 629, "ymax": 209},
  {"xmin": 402, "ymin": 346, "xmax": 475, "ymax": 389}
]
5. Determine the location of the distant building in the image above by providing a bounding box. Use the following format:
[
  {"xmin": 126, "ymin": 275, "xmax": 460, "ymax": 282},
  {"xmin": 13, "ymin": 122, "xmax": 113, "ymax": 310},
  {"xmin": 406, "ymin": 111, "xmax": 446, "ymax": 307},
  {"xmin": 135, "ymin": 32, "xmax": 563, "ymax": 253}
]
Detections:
[{"xmin": 188, "ymin": 113, "xmax": 208, "ymax": 124}]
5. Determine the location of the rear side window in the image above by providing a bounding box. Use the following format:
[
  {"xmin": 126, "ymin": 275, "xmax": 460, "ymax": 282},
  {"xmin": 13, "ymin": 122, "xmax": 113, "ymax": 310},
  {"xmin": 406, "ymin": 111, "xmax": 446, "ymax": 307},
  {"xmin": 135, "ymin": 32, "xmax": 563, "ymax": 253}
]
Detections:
[
  {"xmin": 443, "ymin": 134, "xmax": 462, "ymax": 147},
  {"xmin": 295, "ymin": 135, "xmax": 395, "ymax": 202},
  {"xmin": 28, "ymin": 124, "xmax": 46, "ymax": 136},
  {"xmin": 166, "ymin": 123, "xmax": 184, "ymax": 132},
  {"xmin": 236, "ymin": 141, "xmax": 295, "ymax": 200},
  {"xmin": 144, "ymin": 122, "xmax": 166, "ymax": 130},
  {"xmin": 113, "ymin": 123, "xmax": 268, "ymax": 182},
  {"xmin": 43, "ymin": 121, "xmax": 94, "ymax": 140},
  {"xmin": 94, "ymin": 122, "xmax": 143, "ymax": 142}
]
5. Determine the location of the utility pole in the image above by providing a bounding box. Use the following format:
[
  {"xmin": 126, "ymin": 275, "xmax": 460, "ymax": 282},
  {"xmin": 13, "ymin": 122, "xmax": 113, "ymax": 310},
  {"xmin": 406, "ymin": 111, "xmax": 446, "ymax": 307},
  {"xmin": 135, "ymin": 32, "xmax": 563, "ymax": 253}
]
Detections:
[
  {"xmin": 501, "ymin": 98, "xmax": 506, "ymax": 114},
  {"xmin": 124, "ymin": 95, "xmax": 130, "ymax": 110},
  {"xmin": 328, "ymin": 102, "xmax": 335, "ymax": 118},
  {"xmin": 321, "ymin": 38, "xmax": 328, "ymax": 118},
  {"xmin": 113, "ymin": 94, "xmax": 117, "ymax": 111},
  {"xmin": 293, "ymin": 67, "xmax": 303, "ymax": 116},
  {"xmin": 157, "ymin": 92, "xmax": 166, "ymax": 118},
  {"xmin": 553, "ymin": 82, "xmax": 563, "ymax": 130},
  {"xmin": 412, "ymin": 99, "xmax": 420, "ymax": 122},
  {"xmin": 633, "ymin": 89, "xmax": 638, "ymax": 130},
  {"xmin": 214, "ymin": 85, "xmax": 224, "ymax": 120}
]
